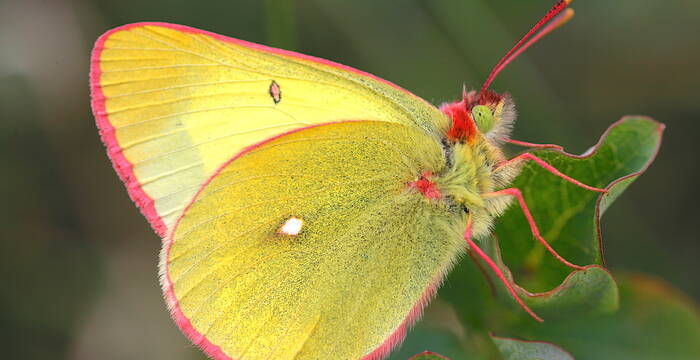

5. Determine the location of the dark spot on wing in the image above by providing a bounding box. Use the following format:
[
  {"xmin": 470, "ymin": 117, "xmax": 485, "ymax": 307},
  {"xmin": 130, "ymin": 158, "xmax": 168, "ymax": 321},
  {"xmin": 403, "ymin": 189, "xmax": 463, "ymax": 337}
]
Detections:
[{"xmin": 269, "ymin": 80, "xmax": 281, "ymax": 104}]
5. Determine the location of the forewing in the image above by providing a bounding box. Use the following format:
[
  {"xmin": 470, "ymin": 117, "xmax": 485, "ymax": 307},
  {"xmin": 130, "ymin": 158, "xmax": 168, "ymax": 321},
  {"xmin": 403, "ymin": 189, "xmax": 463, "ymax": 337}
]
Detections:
[
  {"xmin": 161, "ymin": 121, "xmax": 464, "ymax": 360},
  {"xmin": 90, "ymin": 22, "xmax": 448, "ymax": 236}
]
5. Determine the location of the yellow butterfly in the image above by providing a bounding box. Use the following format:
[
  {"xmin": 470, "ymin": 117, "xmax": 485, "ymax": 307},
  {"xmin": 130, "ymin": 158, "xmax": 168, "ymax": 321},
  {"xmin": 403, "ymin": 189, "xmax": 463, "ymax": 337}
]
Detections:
[{"xmin": 91, "ymin": 0, "xmax": 603, "ymax": 358}]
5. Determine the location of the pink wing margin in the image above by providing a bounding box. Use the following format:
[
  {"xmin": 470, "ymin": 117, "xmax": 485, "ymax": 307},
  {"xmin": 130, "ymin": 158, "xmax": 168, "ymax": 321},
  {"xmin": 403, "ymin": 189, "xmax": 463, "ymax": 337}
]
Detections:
[
  {"xmin": 90, "ymin": 22, "xmax": 431, "ymax": 238},
  {"xmin": 160, "ymin": 122, "xmax": 447, "ymax": 360}
]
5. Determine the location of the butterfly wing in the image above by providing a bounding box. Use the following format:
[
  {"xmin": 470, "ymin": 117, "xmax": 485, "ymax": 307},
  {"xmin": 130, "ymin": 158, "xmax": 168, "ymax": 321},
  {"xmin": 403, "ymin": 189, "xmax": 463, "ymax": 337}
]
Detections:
[
  {"xmin": 90, "ymin": 22, "xmax": 449, "ymax": 236},
  {"xmin": 162, "ymin": 120, "xmax": 465, "ymax": 359}
]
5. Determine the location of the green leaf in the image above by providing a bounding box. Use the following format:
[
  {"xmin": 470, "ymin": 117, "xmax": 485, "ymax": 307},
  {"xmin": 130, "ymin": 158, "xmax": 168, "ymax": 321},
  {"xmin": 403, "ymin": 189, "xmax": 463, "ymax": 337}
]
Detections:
[
  {"xmin": 440, "ymin": 116, "xmax": 663, "ymax": 327},
  {"xmin": 491, "ymin": 335, "xmax": 574, "ymax": 360},
  {"xmin": 389, "ymin": 327, "xmax": 463, "ymax": 360},
  {"xmin": 389, "ymin": 301, "xmax": 495, "ymax": 360},
  {"xmin": 408, "ymin": 351, "xmax": 451, "ymax": 360},
  {"xmin": 519, "ymin": 274, "xmax": 700, "ymax": 360},
  {"xmin": 495, "ymin": 117, "xmax": 664, "ymax": 292},
  {"xmin": 477, "ymin": 236, "xmax": 619, "ymax": 319}
]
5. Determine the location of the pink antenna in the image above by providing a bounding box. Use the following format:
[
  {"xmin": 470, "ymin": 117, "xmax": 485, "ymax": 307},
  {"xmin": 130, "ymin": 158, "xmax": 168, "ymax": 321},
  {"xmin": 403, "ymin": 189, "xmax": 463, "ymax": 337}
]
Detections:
[{"xmin": 479, "ymin": 0, "xmax": 574, "ymax": 97}]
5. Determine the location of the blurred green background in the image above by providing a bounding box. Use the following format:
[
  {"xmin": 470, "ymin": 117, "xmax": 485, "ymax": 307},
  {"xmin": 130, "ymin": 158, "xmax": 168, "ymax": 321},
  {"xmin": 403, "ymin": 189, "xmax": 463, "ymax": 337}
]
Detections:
[{"xmin": 1, "ymin": 0, "xmax": 698, "ymax": 359}]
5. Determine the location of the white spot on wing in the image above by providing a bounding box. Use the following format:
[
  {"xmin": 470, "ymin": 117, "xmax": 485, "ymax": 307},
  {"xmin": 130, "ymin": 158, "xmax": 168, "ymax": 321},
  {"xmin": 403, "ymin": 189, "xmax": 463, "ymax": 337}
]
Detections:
[{"xmin": 278, "ymin": 217, "xmax": 303, "ymax": 236}]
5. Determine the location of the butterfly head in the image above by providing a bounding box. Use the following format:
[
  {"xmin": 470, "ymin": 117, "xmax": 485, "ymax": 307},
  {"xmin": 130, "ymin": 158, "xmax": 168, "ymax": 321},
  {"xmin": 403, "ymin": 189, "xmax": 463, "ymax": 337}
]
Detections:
[{"xmin": 440, "ymin": 88, "xmax": 515, "ymax": 144}]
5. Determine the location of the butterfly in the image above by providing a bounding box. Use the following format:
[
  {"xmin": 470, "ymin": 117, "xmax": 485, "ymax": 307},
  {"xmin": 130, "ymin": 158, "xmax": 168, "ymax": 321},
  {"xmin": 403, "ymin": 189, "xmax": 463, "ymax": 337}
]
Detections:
[{"xmin": 90, "ymin": 0, "xmax": 604, "ymax": 359}]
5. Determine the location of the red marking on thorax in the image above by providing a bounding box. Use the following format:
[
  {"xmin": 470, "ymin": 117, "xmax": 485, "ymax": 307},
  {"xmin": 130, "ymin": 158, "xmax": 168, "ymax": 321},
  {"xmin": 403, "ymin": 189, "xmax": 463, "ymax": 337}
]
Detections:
[
  {"xmin": 440, "ymin": 91, "xmax": 482, "ymax": 143},
  {"xmin": 410, "ymin": 172, "xmax": 442, "ymax": 199}
]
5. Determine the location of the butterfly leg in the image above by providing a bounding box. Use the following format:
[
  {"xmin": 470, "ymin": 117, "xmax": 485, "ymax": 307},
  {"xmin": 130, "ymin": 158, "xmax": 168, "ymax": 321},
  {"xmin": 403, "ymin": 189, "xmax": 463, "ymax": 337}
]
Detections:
[
  {"xmin": 504, "ymin": 138, "xmax": 564, "ymax": 150},
  {"xmin": 483, "ymin": 188, "xmax": 585, "ymax": 271},
  {"xmin": 497, "ymin": 152, "xmax": 608, "ymax": 193},
  {"xmin": 464, "ymin": 215, "xmax": 543, "ymax": 322}
]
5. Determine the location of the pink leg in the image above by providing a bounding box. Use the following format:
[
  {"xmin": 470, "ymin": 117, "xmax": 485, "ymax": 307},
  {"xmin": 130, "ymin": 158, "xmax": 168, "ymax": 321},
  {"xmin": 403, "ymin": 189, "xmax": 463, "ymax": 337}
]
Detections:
[
  {"xmin": 485, "ymin": 188, "xmax": 585, "ymax": 271},
  {"xmin": 498, "ymin": 153, "xmax": 608, "ymax": 193},
  {"xmin": 464, "ymin": 217, "xmax": 543, "ymax": 322},
  {"xmin": 505, "ymin": 138, "xmax": 564, "ymax": 151}
]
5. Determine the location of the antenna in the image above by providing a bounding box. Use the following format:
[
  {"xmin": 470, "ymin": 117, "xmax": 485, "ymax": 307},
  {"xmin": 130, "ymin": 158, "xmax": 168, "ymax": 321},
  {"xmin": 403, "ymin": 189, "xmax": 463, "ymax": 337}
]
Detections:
[{"xmin": 479, "ymin": 0, "xmax": 575, "ymax": 97}]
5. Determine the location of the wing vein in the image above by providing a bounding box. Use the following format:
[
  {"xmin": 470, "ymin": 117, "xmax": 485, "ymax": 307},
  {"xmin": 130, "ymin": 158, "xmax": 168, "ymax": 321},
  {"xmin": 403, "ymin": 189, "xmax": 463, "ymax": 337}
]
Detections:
[{"xmin": 107, "ymin": 79, "xmax": 270, "ymax": 99}]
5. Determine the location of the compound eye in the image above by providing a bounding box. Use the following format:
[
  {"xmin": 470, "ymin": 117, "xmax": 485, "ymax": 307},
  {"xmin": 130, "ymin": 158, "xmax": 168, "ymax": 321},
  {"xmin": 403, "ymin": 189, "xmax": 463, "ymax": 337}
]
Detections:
[{"xmin": 471, "ymin": 105, "xmax": 495, "ymax": 133}]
